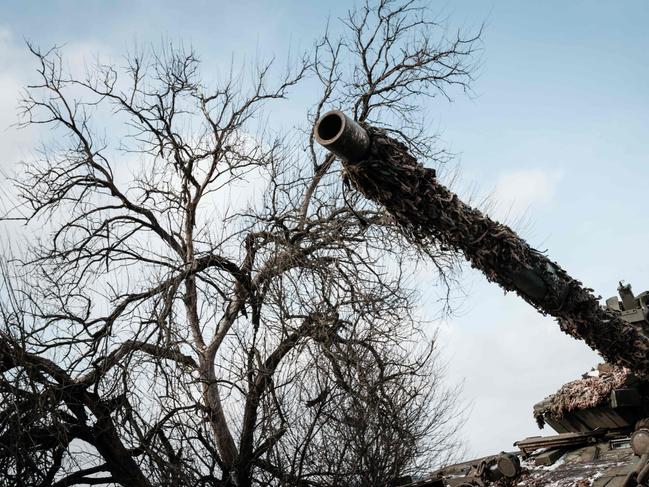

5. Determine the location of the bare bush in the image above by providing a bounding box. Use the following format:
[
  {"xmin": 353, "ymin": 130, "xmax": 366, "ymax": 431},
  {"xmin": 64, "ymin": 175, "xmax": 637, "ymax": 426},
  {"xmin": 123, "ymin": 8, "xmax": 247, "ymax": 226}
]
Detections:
[{"xmin": 0, "ymin": 1, "xmax": 479, "ymax": 485}]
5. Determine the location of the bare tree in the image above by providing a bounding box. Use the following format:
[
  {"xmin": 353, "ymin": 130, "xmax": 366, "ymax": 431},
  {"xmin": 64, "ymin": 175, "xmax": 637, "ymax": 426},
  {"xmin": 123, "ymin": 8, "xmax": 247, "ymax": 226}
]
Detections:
[{"xmin": 0, "ymin": 1, "xmax": 479, "ymax": 485}]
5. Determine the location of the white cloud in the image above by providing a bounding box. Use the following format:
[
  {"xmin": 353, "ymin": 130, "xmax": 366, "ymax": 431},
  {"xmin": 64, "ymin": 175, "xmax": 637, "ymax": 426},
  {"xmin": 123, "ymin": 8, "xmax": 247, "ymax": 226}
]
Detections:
[
  {"xmin": 0, "ymin": 27, "xmax": 115, "ymax": 248},
  {"xmin": 0, "ymin": 26, "xmax": 23, "ymax": 67},
  {"xmin": 491, "ymin": 169, "xmax": 562, "ymax": 222},
  {"xmin": 61, "ymin": 40, "xmax": 115, "ymax": 80},
  {"xmin": 0, "ymin": 26, "xmax": 33, "ymax": 168},
  {"xmin": 0, "ymin": 27, "xmax": 41, "ymax": 245},
  {"xmin": 0, "ymin": 26, "xmax": 115, "ymax": 163}
]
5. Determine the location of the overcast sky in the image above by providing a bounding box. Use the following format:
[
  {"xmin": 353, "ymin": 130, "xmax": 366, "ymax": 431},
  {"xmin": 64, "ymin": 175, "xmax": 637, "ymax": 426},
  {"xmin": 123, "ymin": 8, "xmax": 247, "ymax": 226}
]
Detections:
[{"xmin": 1, "ymin": 0, "xmax": 649, "ymax": 460}]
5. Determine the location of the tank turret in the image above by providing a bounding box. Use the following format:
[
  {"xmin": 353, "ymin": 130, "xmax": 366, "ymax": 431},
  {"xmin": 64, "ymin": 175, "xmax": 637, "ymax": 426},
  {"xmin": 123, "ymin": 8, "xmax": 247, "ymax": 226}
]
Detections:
[{"xmin": 533, "ymin": 284, "xmax": 649, "ymax": 435}]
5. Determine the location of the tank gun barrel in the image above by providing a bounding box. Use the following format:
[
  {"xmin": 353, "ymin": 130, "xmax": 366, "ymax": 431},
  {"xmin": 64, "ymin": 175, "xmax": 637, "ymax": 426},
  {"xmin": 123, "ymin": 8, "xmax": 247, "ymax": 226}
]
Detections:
[{"xmin": 314, "ymin": 109, "xmax": 649, "ymax": 378}]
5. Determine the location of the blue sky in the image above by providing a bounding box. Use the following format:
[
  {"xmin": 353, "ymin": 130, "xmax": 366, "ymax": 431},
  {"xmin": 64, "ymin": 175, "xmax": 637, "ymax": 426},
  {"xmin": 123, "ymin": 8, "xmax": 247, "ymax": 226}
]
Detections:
[{"xmin": 1, "ymin": 0, "xmax": 649, "ymax": 459}]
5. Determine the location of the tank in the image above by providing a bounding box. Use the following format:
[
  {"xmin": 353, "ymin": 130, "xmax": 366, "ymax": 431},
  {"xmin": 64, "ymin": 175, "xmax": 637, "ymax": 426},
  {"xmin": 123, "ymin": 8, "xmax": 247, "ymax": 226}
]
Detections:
[
  {"xmin": 313, "ymin": 111, "xmax": 649, "ymax": 486},
  {"xmin": 392, "ymin": 284, "xmax": 649, "ymax": 487}
]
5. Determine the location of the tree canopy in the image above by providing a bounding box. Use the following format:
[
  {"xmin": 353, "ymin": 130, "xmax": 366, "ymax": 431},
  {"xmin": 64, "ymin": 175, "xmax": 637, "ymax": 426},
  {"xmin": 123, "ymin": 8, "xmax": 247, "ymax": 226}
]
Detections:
[{"xmin": 0, "ymin": 1, "xmax": 480, "ymax": 485}]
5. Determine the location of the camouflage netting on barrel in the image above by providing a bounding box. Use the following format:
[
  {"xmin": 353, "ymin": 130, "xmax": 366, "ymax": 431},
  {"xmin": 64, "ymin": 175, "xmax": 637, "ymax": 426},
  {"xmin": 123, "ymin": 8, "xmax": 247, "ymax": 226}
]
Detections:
[{"xmin": 339, "ymin": 125, "xmax": 649, "ymax": 378}]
